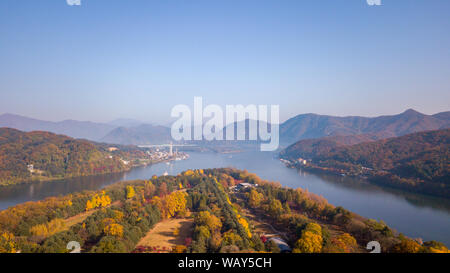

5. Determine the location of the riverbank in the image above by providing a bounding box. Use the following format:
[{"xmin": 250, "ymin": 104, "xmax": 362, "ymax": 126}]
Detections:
[
  {"xmin": 281, "ymin": 160, "xmax": 450, "ymax": 200},
  {"xmin": 0, "ymin": 153, "xmax": 189, "ymax": 188}
]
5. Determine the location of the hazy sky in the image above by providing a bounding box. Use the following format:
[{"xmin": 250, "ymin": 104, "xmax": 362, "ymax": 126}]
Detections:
[{"xmin": 1, "ymin": 0, "xmax": 449, "ymax": 124}]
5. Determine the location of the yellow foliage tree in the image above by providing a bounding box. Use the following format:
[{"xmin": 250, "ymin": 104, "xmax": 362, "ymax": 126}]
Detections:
[
  {"xmin": 86, "ymin": 192, "xmax": 111, "ymax": 211},
  {"xmin": 30, "ymin": 218, "xmax": 66, "ymax": 238},
  {"xmin": 0, "ymin": 232, "xmax": 17, "ymax": 253},
  {"xmin": 238, "ymin": 217, "xmax": 252, "ymax": 238},
  {"xmin": 85, "ymin": 200, "xmax": 94, "ymax": 211},
  {"xmin": 104, "ymin": 223, "xmax": 124, "ymax": 237},
  {"xmin": 126, "ymin": 186, "xmax": 136, "ymax": 199},
  {"xmin": 165, "ymin": 191, "xmax": 187, "ymax": 218},
  {"xmin": 100, "ymin": 194, "xmax": 111, "ymax": 207},
  {"xmin": 293, "ymin": 223, "xmax": 323, "ymax": 253}
]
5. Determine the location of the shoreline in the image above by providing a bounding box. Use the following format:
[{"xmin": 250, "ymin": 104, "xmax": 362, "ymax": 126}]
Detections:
[
  {"xmin": 0, "ymin": 155, "xmax": 189, "ymax": 188},
  {"xmin": 281, "ymin": 160, "xmax": 449, "ymax": 200}
]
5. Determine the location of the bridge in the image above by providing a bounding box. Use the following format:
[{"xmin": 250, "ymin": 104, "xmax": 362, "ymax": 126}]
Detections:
[{"xmin": 137, "ymin": 144, "xmax": 197, "ymax": 148}]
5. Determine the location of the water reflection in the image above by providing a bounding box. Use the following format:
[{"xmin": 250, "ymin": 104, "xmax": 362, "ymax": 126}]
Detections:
[{"xmin": 312, "ymin": 172, "xmax": 450, "ymax": 214}]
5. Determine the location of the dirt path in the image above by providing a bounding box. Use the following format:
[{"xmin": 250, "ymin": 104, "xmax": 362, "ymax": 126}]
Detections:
[
  {"xmin": 136, "ymin": 218, "xmax": 194, "ymax": 251},
  {"xmin": 240, "ymin": 207, "xmax": 288, "ymax": 240},
  {"xmin": 63, "ymin": 201, "xmax": 121, "ymax": 230}
]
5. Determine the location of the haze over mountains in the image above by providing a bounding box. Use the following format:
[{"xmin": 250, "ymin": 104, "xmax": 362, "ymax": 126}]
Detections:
[
  {"xmin": 101, "ymin": 124, "xmax": 172, "ymax": 145},
  {"xmin": 1, "ymin": 109, "xmax": 449, "ymax": 146},
  {"xmin": 280, "ymin": 109, "xmax": 450, "ymax": 145},
  {"xmin": 0, "ymin": 113, "xmax": 116, "ymax": 141},
  {"xmin": 108, "ymin": 118, "xmax": 145, "ymax": 128}
]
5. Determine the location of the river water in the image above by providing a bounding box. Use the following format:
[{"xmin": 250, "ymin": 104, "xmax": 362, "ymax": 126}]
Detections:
[{"xmin": 0, "ymin": 151, "xmax": 449, "ymax": 245}]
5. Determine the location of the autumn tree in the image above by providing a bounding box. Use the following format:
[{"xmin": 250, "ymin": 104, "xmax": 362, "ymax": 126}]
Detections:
[
  {"xmin": 392, "ymin": 238, "xmax": 422, "ymax": 253},
  {"xmin": 126, "ymin": 186, "xmax": 135, "ymax": 199},
  {"xmin": 86, "ymin": 191, "xmax": 111, "ymax": 211},
  {"xmin": 29, "ymin": 218, "xmax": 66, "ymax": 238},
  {"xmin": 267, "ymin": 198, "xmax": 284, "ymax": 218},
  {"xmin": 104, "ymin": 223, "xmax": 124, "ymax": 237},
  {"xmin": 194, "ymin": 225, "xmax": 211, "ymax": 241},
  {"xmin": 293, "ymin": 223, "xmax": 323, "ymax": 253},
  {"xmin": 248, "ymin": 189, "xmax": 264, "ymax": 208},
  {"xmin": 222, "ymin": 232, "xmax": 243, "ymax": 248},
  {"xmin": 0, "ymin": 232, "xmax": 17, "ymax": 253},
  {"xmin": 423, "ymin": 241, "xmax": 450, "ymax": 253},
  {"xmin": 324, "ymin": 233, "xmax": 357, "ymax": 253},
  {"xmin": 166, "ymin": 191, "xmax": 188, "ymax": 218},
  {"xmin": 195, "ymin": 211, "xmax": 222, "ymax": 233},
  {"xmin": 150, "ymin": 196, "xmax": 166, "ymax": 219}
]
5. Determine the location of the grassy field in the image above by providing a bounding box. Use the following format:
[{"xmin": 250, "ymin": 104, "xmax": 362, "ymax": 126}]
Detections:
[{"xmin": 136, "ymin": 218, "xmax": 194, "ymax": 252}]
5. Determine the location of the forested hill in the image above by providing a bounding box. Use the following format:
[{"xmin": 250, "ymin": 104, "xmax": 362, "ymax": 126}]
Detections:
[
  {"xmin": 0, "ymin": 168, "xmax": 447, "ymax": 253},
  {"xmin": 0, "ymin": 128, "xmax": 129, "ymax": 185},
  {"xmin": 281, "ymin": 129, "xmax": 450, "ymax": 197}
]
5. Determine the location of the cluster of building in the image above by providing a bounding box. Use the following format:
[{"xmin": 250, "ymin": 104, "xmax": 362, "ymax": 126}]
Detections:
[
  {"xmin": 229, "ymin": 182, "xmax": 258, "ymax": 192},
  {"xmin": 106, "ymin": 143, "xmax": 189, "ymax": 166},
  {"xmin": 279, "ymin": 157, "xmax": 309, "ymax": 166},
  {"xmin": 296, "ymin": 157, "xmax": 308, "ymax": 165},
  {"xmin": 145, "ymin": 148, "xmax": 189, "ymax": 162}
]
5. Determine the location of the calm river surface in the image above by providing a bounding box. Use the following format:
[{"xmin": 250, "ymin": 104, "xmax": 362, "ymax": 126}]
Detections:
[{"xmin": 0, "ymin": 151, "xmax": 449, "ymax": 245}]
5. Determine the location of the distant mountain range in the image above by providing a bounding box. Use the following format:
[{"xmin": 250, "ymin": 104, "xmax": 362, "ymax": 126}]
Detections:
[
  {"xmin": 0, "ymin": 113, "xmax": 116, "ymax": 141},
  {"xmin": 1, "ymin": 109, "xmax": 449, "ymax": 146},
  {"xmin": 101, "ymin": 124, "xmax": 173, "ymax": 145},
  {"xmin": 108, "ymin": 118, "xmax": 144, "ymax": 128},
  {"xmin": 280, "ymin": 109, "xmax": 450, "ymax": 145}
]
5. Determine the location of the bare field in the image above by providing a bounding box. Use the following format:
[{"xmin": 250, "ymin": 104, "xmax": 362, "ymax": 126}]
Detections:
[{"xmin": 137, "ymin": 218, "xmax": 194, "ymax": 250}]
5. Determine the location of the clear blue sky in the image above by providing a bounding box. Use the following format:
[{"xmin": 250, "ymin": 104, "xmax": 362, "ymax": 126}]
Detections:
[{"xmin": 1, "ymin": 0, "xmax": 449, "ymax": 124}]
